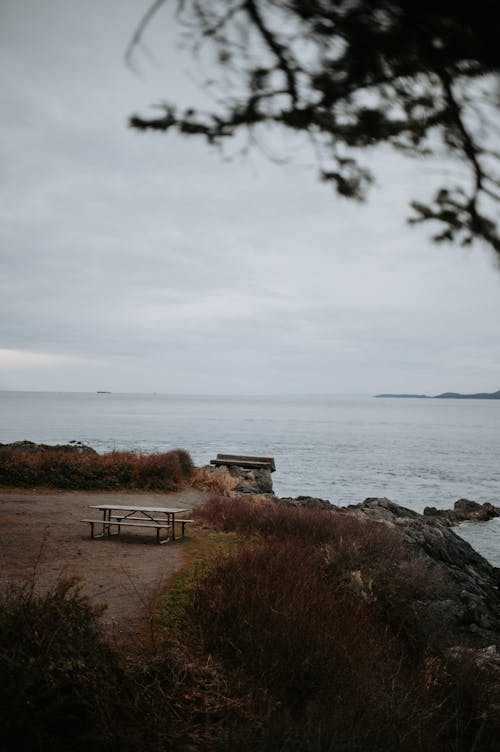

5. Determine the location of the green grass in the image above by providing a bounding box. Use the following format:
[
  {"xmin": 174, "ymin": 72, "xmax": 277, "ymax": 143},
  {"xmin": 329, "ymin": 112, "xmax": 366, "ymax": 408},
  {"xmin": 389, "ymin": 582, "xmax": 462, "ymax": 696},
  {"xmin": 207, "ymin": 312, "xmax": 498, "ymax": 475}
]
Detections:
[{"xmin": 153, "ymin": 523, "xmax": 238, "ymax": 654}]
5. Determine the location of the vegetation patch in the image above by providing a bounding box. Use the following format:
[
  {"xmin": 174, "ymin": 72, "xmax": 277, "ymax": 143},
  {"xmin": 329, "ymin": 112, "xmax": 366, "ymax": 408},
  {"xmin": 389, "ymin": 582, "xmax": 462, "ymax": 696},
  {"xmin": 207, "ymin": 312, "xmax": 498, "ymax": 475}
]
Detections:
[
  {"xmin": 0, "ymin": 578, "xmax": 124, "ymax": 752},
  {"xmin": 153, "ymin": 523, "xmax": 238, "ymax": 654},
  {"xmin": 185, "ymin": 495, "xmax": 500, "ymax": 750},
  {"xmin": 3, "ymin": 494, "xmax": 500, "ymax": 751},
  {"xmin": 0, "ymin": 447, "xmax": 194, "ymax": 491},
  {"xmin": 191, "ymin": 466, "xmax": 240, "ymax": 496}
]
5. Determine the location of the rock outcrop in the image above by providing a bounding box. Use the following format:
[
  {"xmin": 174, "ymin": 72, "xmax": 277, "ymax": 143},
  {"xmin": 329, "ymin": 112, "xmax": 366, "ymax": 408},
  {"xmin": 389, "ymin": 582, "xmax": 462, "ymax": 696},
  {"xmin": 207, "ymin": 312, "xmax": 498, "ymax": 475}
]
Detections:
[
  {"xmin": 424, "ymin": 498, "xmax": 500, "ymax": 525},
  {"xmin": 202, "ymin": 463, "xmax": 274, "ymax": 494},
  {"xmin": 273, "ymin": 495, "xmax": 336, "ymax": 510},
  {"xmin": 0, "ymin": 440, "xmax": 97, "ymax": 455},
  {"xmin": 231, "ymin": 465, "xmax": 273, "ymax": 494},
  {"xmin": 348, "ymin": 497, "xmax": 500, "ymax": 647}
]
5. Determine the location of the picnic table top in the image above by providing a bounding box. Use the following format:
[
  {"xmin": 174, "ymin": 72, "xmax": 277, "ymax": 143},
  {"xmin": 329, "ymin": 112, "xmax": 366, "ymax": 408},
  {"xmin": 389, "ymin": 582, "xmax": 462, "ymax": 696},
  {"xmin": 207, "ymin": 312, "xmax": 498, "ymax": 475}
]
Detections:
[{"xmin": 89, "ymin": 504, "xmax": 188, "ymax": 514}]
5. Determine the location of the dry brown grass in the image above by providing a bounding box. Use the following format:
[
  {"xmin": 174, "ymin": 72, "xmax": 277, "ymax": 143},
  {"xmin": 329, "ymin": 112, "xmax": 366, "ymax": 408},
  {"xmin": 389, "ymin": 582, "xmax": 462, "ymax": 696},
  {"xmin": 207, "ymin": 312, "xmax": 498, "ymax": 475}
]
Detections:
[{"xmin": 191, "ymin": 467, "xmax": 240, "ymax": 496}]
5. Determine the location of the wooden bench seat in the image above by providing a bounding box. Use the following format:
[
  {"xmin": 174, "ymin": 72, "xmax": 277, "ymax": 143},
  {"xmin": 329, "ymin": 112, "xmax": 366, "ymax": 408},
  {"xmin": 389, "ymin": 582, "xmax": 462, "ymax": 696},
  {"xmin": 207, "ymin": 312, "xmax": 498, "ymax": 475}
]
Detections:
[
  {"xmin": 210, "ymin": 453, "xmax": 276, "ymax": 472},
  {"xmin": 81, "ymin": 518, "xmax": 172, "ymax": 544}
]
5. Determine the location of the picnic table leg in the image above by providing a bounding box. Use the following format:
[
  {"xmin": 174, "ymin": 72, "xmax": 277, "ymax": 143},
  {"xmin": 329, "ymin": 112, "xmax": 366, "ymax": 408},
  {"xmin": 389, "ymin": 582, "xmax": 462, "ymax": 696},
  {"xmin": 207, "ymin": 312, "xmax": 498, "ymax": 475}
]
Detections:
[
  {"xmin": 100, "ymin": 508, "xmax": 108, "ymax": 536},
  {"xmin": 89, "ymin": 519, "xmax": 105, "ymax": 539},
  {"xmin": 103, "ymin": 508, "xmax": 120, "ymax": 536}
]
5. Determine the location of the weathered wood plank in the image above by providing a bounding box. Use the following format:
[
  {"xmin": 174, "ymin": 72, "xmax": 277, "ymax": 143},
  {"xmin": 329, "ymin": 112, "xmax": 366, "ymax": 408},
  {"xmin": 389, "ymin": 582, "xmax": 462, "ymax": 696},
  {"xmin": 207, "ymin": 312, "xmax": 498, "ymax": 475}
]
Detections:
[
  {"xmin": 212, "ymin": 454, "xmax": 276, "ymax": 471},
  {"xmin": 210, "ymin": 459, "xmax": 274, "ymax": 470}
]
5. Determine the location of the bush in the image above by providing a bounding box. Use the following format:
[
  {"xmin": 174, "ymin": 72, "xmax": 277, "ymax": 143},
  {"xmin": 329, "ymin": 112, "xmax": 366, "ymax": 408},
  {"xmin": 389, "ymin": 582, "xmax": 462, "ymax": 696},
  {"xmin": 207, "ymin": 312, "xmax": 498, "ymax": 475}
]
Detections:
[
  {"xmin": 0, "ymin": 576, "xmax": 227, "ymax": 752},
  {"xmin": 194, "ymin": 495, "xmax": 452, "ymax": 657},
  {"xmin": 188, "ymin": 496, "xmax": 500, "ymax": 751},
  {"xmin": 194, "ymin": 493, "xmax": 406, "ymax": 545},
  {"xmin": 186, "ymin": 540, "xmax": 432, "ymax": 749},
  {"xmin": 173, "ymin": 448, "xmax": 195, "ymax": 477},
  {"xmin": 0, "ymin": 579, "xmax": 123, "ymax": 751},
  {"xmin": 0, "ymin": 448, "xmax": 194, "ymax": 491}
]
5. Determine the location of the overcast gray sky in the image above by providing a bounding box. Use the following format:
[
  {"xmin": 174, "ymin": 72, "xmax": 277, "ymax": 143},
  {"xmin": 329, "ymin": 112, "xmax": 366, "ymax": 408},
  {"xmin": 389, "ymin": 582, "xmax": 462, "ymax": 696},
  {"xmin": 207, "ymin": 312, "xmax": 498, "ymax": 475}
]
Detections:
[{"xmin": 1, "ymin": 0, "xmax": 500, "ymax": 395}]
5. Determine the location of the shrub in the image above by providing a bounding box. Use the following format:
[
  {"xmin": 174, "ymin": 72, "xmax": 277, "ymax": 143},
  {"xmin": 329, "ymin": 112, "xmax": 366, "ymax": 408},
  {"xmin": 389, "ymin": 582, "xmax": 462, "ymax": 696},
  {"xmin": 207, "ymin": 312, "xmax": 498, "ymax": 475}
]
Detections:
[
  {"xmin": 0, "ymin": 574, "xmax": 236, "ymax": 752},
  {"xmin": 186, "ymin": 539, "xmax": 438, "ymax": 750},
  {"xmin": 173, "ymin": 448, "xmax": 195, "ymax": 477},
  {"xmin": 194, "ymin": 495, "xmax": 453, "ymax": 656},
  {"xmin": 194, "ymin": 494, "xmax": 419, "ymax": 557},
  {"xmin": 0, "ymin": 448, "xmax": 194, "ymax": 491},
  {"xmin": 133, "ymin": 452, "xmax": 183, "ymax": 490},
  {"xmin": 187, "ymin": 496, "xmax": 500, "ymax": 750},
  {"xmin": 0, "ymin": 578, "xmax": 123, "ymax": 751},
  {"xmin": 193, "ymin": 493, "xmax": 350, "ymax": 541},
  {"xmin": 429, "ymin": 650, "xmax": 500, "ymax": 752}
]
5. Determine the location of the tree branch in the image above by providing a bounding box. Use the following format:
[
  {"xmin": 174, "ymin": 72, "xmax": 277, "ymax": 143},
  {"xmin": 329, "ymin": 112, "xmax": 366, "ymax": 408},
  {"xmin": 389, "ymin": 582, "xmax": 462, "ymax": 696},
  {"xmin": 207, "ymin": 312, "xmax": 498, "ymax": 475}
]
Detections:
[
  {"xmin": 439, "ymin": 68, "xmax": 484, "ymax": 195},
  {"xmin": 125, "ymin": 0, "xmax": 167, "ymax": 67},
  {"xmin": 243, "ymin": 0, "xmax": 298, "ymax": 104}
]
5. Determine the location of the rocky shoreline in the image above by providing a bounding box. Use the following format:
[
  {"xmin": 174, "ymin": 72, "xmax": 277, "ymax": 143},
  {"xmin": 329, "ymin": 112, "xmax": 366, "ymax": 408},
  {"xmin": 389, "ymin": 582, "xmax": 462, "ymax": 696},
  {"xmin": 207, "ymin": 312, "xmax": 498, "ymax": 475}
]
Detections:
[
  {"xmin": 202, "ymin": 460, "xmax": 500, "ymax": 650},
  {"xmin": 349, "ymin": 497, "xmax": 500, "ymax": 647},
  {"xmin": 266, "ymin": 493, "xmax": 500, "ymax": 649}
]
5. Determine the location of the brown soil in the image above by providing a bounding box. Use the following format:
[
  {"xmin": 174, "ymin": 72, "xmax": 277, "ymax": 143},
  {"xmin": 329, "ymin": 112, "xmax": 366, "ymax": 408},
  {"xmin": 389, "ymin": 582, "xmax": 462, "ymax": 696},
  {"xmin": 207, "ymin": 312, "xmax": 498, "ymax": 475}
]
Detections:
[{"xmin": 0, "ymin": 487, "xmax": 206, "ymax": 656}]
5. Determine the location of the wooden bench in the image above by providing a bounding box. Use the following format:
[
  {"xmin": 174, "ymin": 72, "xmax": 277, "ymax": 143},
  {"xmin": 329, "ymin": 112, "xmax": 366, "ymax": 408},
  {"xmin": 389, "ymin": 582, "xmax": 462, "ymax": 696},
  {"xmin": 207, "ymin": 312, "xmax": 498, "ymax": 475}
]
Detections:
[
  {"xmin": 210, "ymin": 453, "xmax": 276, "ymax": 472},
  {"xmin": 81, "ymin": 518, "xmax": 172, "ymax": 544}
]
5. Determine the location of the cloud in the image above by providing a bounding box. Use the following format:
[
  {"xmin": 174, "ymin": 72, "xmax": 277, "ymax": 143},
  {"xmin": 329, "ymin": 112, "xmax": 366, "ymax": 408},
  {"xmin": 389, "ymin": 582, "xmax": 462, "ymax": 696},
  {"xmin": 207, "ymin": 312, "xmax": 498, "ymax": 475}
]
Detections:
[
  {"xmin": 0, "ymin": 348, "xmax": 92, "ymax": 370},
  {"xmin": 1, "ymin": 0, "xmax": 500, "ymax": 393}
]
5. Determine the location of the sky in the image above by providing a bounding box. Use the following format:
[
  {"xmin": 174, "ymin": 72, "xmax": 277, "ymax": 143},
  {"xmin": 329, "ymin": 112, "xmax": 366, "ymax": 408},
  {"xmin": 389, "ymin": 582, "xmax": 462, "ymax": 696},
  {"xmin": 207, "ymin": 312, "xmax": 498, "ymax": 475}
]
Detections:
[{"xmin": 1, "ymin": 0, "xmax": 500, "ymax": 396}]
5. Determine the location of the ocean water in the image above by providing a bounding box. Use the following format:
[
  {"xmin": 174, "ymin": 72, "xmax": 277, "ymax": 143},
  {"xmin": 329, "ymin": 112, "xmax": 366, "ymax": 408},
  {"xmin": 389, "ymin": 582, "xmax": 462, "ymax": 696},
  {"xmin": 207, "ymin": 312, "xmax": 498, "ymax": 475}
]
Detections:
[{"xmin": 1, "ymin": 391, "xmax": 499, "ymax": 563}]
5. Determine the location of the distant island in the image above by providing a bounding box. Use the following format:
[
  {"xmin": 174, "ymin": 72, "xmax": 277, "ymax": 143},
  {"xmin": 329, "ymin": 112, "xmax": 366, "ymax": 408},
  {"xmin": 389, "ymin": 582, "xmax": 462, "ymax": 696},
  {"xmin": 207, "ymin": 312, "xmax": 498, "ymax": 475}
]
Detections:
[{"xmin": 375, "ymin": 390, "xmax": 500, "ymax": 400}]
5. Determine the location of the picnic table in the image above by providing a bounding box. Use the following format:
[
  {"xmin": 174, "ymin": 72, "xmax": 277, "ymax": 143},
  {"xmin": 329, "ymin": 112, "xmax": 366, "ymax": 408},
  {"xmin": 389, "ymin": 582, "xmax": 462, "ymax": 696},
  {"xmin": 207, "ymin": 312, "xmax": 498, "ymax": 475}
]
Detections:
[{"xmin": 81, "ymin": 503, "xmax": 191, "ymax": 544}]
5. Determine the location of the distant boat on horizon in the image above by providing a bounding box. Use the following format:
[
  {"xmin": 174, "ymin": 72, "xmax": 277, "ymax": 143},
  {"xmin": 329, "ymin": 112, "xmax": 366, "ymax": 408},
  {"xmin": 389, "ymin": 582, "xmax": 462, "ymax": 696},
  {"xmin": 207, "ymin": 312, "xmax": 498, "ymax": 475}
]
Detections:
[{"xmin": 96, "ymin": 390, "xmax": 112, "ymax": 394}]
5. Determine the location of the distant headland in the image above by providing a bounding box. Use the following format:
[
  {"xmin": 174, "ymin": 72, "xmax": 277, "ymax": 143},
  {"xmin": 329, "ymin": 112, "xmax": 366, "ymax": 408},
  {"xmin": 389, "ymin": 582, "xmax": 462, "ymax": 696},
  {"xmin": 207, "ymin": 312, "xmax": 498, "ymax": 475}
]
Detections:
[{"xmin": 375, "ymin": 390, "xmax": 500, "ymax": 400}]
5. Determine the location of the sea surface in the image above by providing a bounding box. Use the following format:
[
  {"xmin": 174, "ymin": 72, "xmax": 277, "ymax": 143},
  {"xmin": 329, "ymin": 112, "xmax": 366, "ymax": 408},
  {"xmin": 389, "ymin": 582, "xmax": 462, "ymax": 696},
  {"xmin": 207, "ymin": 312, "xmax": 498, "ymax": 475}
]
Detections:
[{"xmin": 1, "ymin": 390, "xmax": 499, "ymax": 563}]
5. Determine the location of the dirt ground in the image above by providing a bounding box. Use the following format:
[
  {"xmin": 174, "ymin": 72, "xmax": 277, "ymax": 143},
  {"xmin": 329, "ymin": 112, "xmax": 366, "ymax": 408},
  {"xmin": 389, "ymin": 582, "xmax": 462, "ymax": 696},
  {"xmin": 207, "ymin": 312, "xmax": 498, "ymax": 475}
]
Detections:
[{"xmin": 0, "ymin": 487, "xmax": 206, "ymax": 655}]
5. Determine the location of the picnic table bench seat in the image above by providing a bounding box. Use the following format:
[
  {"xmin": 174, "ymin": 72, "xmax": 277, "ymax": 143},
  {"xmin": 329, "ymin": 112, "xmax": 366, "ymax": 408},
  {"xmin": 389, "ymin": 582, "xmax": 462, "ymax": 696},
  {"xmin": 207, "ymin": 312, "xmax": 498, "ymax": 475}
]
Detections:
[
  {"xmin": 81, "ymin": 518, "xmax": 172, "ymax": 544},
  {"xmin": 108, "ymin": 514, "xmax": 194, "ymax": 537}
]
